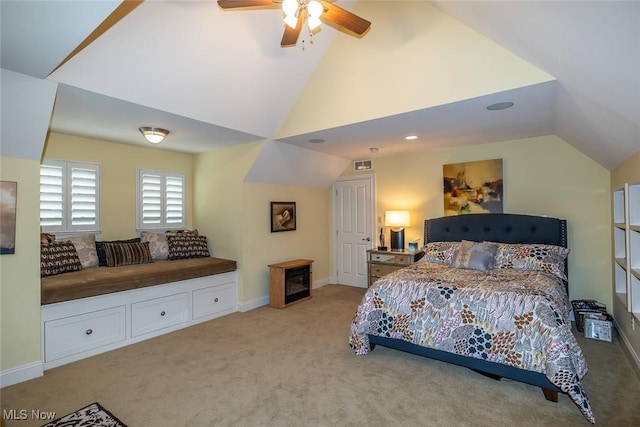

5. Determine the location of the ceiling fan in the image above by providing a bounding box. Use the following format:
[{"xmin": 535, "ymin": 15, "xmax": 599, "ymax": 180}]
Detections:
[{"xmin": 217, "ymin": 0, "xmax": 371, "ymax": 47}]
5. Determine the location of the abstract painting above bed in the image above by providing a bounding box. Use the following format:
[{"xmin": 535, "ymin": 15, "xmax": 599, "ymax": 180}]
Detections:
[{"xmin": 349, "ymin": 262, "xmax": 594, "ymax": 423}]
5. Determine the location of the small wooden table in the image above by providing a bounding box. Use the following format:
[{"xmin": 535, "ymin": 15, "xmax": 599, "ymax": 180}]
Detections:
[{"xmin": 268, "ymin": 259, "xmax": 313, "ymax": 308}]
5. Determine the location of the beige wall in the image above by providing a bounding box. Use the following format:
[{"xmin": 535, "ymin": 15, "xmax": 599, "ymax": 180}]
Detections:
[
  {"xmin": 0, "ymin": 130, "xmax": 617, "ymax": 377},
  {"xmin": 611, "ymin": 148, "xmax": 640, "ymax": 367},
  {"xmin": 279, "ymin": 1, "xmax": 553, "ymax": 139},
  {"xmin": 0, "ymin": 157, "xmax": 42, "ymax": 371},
  {"xmin": 193, "ymin": 142, "xmax": 263, "ymax": 302},
  {"xmin": 343, "ymin": 135, "xmax": 612, "ymax": 308},
  {"xmin": 44, "ymin": 133, "xmax": 195, "ymax": 239},
  {"xmin": 194, "ymin": 142, "xmax": 333, "ymax": 304},
  {"xmin": 241, "ymin": 183, "xmax": 332, "ymax": 302}
]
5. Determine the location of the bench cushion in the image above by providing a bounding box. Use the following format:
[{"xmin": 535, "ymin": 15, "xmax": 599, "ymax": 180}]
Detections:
[{"xmin": 41, "ymin": 257, "xmax": 237, "ymax": 305}]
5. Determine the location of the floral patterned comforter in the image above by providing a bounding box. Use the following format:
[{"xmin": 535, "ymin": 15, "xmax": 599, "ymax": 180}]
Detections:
[{"xmin": 349, "ymin": 261, "xmax": 595, "ymax": 423}]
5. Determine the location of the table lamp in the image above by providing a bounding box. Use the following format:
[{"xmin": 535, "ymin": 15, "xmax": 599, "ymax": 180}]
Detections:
[{"xmin": 385, "ymin": 210, "xmax": 410, "ymax": 251}]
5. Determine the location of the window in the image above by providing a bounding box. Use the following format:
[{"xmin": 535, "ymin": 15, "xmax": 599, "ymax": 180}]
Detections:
[
  {"xmin": 40, "ymin": 159, "xmax": 101, "ymax": 233},
  {"xmin": 137, "ymin": 169, "xmax": 185, "ymax": 230}
]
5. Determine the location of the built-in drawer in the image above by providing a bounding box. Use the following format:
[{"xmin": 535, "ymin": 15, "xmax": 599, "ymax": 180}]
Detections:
[
  {"xmin": 44, "ymin": 306, "xmax": 126, "ymax": 362},
  {"xmin": 131, "ymin": 293, "xmax": 189, "ymax": 337},
  {"xmin": 369, "ymin": 253, "xmax": 413, "ymax": 265},
  {"xmin": 193, "ymin": 283, "xmax": 236, "ymax": 319}
]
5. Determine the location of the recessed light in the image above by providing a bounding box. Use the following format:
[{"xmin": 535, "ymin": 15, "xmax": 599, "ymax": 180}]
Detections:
[
  {"xmin": 369, "ymin": 147, "xmax": 379, "ymax": 153},
  {"xmin": 487, "ymin": 102, "xmax": 514, "ymax": 111},
  {"xmin": 308, "ymin": 138, "xmax": 325, "ymax": 143},
  {"xmin": 405, "ymin": 135, "xmax": 418, "ymax": 140}
]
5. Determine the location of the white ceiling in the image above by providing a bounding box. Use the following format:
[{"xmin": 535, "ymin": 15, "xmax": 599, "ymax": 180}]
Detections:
[{"xmin": 1, "ymin": 0, "xmax": 639, "ymax": 170}]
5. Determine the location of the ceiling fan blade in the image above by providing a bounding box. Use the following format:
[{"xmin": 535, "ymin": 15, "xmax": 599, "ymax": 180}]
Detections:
[
  {"xmin": 217, "ymin": 0, "xmax": 280, "ymax": 9},
  {"xmin": 319, "ymin": 0, "xmax": 371, "ymax": 36},
  {"xmin": 281, "ymin": 8, "xmax": 307, "ymax": 47}
]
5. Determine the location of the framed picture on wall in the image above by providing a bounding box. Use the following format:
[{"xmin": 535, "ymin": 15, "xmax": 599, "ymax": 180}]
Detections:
[
  {"xmin": 443, "ymin": 158, "xmax": 503, "ymax": 216},
  {"xmin": 0, "ymin": 181, "xmax": 17, "ymax": 255},
  {"xmin": 271, "ymin": 202, "xmax": 296, "ymax": 232}
]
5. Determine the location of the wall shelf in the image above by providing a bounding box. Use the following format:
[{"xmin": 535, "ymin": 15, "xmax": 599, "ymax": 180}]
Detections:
[{"xmin": 613, "ymin": 182, "xmax": 640, "ymax": 319}]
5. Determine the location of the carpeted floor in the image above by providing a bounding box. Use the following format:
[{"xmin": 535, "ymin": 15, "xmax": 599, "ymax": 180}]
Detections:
[{"xmin": 2, "ymin": 284, "xmax": 640, "ymax": 427}]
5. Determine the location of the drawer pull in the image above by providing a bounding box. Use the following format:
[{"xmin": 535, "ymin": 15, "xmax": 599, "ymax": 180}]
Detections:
[
  {"xmin": 214, "ymin": 297, "xmax": 219, "ymax": 303},
  {"xmin": 85, "ymin": 329, "xmax": 93, "ymax": 335},
  {"xmin": 160, "ymin": 311, "xmax": 166, "ymax": 316}
]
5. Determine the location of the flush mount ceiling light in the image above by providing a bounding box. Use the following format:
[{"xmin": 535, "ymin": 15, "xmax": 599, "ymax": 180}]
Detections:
[
  {"xmin": 139, "ymin": 127, "xmax": 169, "ymax": 144},
  {"xmin": 487, "ymin": 102, "xmax": 514, "ymax": 111},
  {"xmin": 405, "ymin": 135, "xmax": 418, "ymax": 140}
]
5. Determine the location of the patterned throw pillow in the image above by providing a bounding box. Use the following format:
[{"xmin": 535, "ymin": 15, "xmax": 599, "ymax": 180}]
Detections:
[
  {"xmin": 166, "ymin": 229, "xmax": 199, "ymax": 236},
  {"xmin": 493, "ymin": 242, "xmax": 569, "ymax": 280},
  {"xmin": 451, "ymin": 240, "xmax": 498, "ymax": 271},
  {"xmin": 96, "ymin": 238, "xmax": 141, "ymax": 266},
  {"xmin": 423, "ymin": 241, "xmax": 460, "ymax": 265},
  {"xmin": 40, "ymin": 233, "xmax": 56, "ymax": 244},
  {"xmin": 41, "ymin": 241, "xmax": 83, "ymax": 277},
  {"xmin": 66, "ymin": 234, "xmax": 99, "ymax": 268},
  {"xmin": 104, "ymin": 241, "xmax": 153, "ymax": 267},
  {"xmin": 167, "ymin": 234, "xmax": 210, "ymax": 260},
  {"xmin": 140, "ymin": 231, "xmax": 169, "ymax": 261}
]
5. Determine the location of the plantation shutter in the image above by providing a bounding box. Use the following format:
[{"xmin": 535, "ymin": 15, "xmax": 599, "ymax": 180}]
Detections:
[
  {"xmin": 69, "ymin": 162, "xmax": 99, "ymax": 230},
  {"xmin": 40, "ymin": 160, "xmax": 100, "ymax": 233},
  {"xmin": 140, "ymin": 172, "xmax": 163, "ymax": 227},
  {"xmin": 165, "ymin": 174, "xmax": 184, "ymax": 226},
  {"xmin": 137, "ymin": 169, "xmax": 185, "ymax": 229},
  {"xmin": 40, "ymin": 162, "xmax": 65, "ymax": 230}
]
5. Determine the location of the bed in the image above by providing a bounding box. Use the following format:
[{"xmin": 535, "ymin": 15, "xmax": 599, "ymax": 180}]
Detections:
[{"xmin": 349, "ymin": 213, "xmax": 595, "ymax": 423}]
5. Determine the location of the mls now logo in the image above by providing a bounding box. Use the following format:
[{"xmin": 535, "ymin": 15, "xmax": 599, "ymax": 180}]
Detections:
[{"xmin": 3, "ymin": 409, "xmax": 56, "ymax": 421}]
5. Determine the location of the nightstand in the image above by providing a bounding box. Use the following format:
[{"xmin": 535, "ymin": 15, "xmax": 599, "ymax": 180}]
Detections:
[{"xmin": 367, "ymin": 249, "xmax": 425, "ymax": 287}]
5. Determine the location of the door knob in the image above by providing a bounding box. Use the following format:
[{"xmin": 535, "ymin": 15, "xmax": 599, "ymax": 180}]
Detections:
[{"xmin": 362, "ymin": 237, "xmax": 371, "ymax": 241}]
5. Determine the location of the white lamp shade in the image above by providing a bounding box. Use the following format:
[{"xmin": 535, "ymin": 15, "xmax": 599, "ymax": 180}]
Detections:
[
  {"xmin": 282, "ymin": 0, "xmax": 298, "ymax": 17},
  {"xmin": 284, "ymin": 14, "xmax": 298, "ymax": 29},
  {"xmin": 308, "ymin": 16, "xmax": 321, "ymax": 30},
  {"xmin": 385, "ymin": 210, "xmax": 411, "ymax": 228},
  {"xmin": 307, "ymin": 0, "xmax": 323, "ymax": 18}
]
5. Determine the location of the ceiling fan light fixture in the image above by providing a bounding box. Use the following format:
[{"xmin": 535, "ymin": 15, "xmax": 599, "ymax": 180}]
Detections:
[
  {"xmin": 284, "ymin": 14, "xmax": 298, "ymax": 29},
  {"xmin": 139, "ymin": 127, "xmax": 169, "ymax": 144},
  {"xmin": 282, "ymin": 0, "xmax": 298, "ymax": 17},
  {"xmin": 307, "ymin": 1, "xmax": 323, "ymax": 18},
  {"xmin": 308, "ymin": 16, "xmax": 321, "ymax": 30}
]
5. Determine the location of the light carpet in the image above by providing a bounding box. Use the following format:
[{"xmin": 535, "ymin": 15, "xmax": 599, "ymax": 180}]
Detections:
[{"xmin": 2, "ymin": 284, "xmax": 640, "ymax": 427}]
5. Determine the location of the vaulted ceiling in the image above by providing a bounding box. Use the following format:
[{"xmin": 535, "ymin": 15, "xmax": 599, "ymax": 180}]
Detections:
[{"xmin": 1, "ymin": 1, "xmax": 638, "ymax": 170}]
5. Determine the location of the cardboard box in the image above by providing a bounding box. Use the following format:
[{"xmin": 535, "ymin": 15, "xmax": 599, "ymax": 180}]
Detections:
[{"xmin": 583, "ymin": 314, "xmax": 613, "ymax": 342}]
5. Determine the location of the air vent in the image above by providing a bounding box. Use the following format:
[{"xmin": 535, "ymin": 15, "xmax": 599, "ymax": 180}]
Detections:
[{"xmin": 354, "ymin": 159, "xmax": 373, "ymax": 171}]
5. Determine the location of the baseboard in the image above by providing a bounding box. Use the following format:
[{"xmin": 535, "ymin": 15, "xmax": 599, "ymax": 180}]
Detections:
[
  {"xmin": 313, "ymin": 278, "xmax": 330, "ymax": 289},
  {"xmin": 238, "ymin": 295, "xmax": 269, "ymax": 312},
  {"xmin": 238, "ymin": 278, "xmax": 330, "ymax": 312},
  {"xmin": 613, "ymin": 319, "xmax": 640, "ymax": 378},
  {"xmin": 0, "ymin": 361, "xmax": 43, "ymax": 388}
]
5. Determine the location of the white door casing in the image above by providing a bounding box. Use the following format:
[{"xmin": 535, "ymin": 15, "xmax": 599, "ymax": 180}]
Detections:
[{"xmin": 333, "ymin": 175, "xmax": 375, "ymax": 288}]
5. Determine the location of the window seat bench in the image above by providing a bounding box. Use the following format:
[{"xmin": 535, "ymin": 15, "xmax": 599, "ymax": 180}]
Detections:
[
  {"xmin": 40, "ymin": 257, "xmax": 238, "ymax": 369},
  {"xmin": 41, "ymin": 257, "xmax": 237, "ymax": 305}
]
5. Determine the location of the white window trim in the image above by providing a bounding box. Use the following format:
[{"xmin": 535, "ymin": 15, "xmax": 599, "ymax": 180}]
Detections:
[
  {"xmin": 40, "ymin": 159, "xmax": 101, "ymax": 234},
  {"xmin": 136, "ymin": 168, "xmax": 186, "ymax": 231}
]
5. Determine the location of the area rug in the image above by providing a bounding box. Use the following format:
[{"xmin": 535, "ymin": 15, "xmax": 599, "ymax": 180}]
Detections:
[{"xmin": 41, "ymin": 402, "xmax": 126, "ymax": 427}]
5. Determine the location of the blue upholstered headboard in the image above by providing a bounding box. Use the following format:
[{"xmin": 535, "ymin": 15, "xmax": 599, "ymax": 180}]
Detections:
[{"xmin": 424, "ymin": 213, "xmax": 567, "ymax": 247}]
